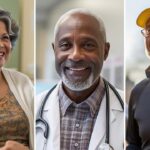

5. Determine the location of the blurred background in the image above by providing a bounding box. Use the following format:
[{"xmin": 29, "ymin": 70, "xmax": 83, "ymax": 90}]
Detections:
[
  {"xmin": 0, "ymin": 0, "xmax": 34, "ymax": 80},
  {"xmin": 125, "ymin": 0, "xmax": 150, "ymax": 103},
  {"xmin": 36, "ymin": 0, "xmax": 124, "ymax": 94}
]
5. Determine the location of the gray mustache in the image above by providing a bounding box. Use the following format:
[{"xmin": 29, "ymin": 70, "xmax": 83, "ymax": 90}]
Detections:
[{"xmin": 63, "ymin": 60, "xmax": 91, "ymax": 68}]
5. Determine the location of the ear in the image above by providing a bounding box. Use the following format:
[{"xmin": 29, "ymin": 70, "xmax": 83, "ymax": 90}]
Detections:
[{"xmin": 104, "ymin": 42, "xmax": 110, "ymax": 60}]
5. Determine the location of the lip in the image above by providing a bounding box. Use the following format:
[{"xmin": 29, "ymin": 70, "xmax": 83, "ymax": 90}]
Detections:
[
  {"xmin": 65, "ymin": 66, "xmax": 89, "ymax": 73},
  {"xmin": 64, "ymin": 66, "xmax": 91, "ymax": 81},
  {"xmin": 0, "ymin": 51, "xmax": 5, "ymax": 57},
  {"xmin": 67, "ymin": 67, "xmax": 87, "ymax": 71}
]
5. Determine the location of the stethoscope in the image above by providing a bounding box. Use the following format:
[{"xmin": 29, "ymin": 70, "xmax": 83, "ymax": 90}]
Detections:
[{"xmin": 36, "ymin": 78, "xmax": 124, "ymax": 150}]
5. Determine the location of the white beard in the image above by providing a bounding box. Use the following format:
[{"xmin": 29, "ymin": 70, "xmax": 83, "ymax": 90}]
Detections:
[{"xmin": 61, "ymin": 71, "xmax": 95, "ymax": 91}]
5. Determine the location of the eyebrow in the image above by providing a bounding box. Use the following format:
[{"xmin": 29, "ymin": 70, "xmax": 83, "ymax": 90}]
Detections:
[
  {"xmin": 0, "ymin": 33, "xmax": 9, "ymax": 36},
  {"xmin": 58, "ymin": 37, "xmax": 71, "ymax": 42},
  {"xmin": 80, "ymin": 37, "xmax": 97, "ymax": 42},
  {"xmin": 58, "ymin": 35, "xmax": 99, "ymax": 43}
]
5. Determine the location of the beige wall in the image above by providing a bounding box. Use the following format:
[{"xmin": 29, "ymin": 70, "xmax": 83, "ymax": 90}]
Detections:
[
  {"xmin": 0, "ymin": 0, "xmax": 34, "ymax": 80},
  {"xmin": 21, "ymin": 0, "xmax": 34, "ymax": 79}
]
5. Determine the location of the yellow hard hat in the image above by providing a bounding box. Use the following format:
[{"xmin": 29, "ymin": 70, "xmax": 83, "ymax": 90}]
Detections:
[{"xmin": 136, "ymin": 8, "xmax": 150, "ymax": 28}]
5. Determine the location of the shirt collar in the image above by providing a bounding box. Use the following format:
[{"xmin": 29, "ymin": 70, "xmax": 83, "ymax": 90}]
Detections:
[
  {"xmin": 58, "ymin": 78, "xmax": 105, "ymax": 117},
  {"xmin": 58, "ymin": 84, "xmax": 72, "ymax": 116},
  {"xmin": 145, "ymin": 66, "xmax": 150, "ymax": 78}
]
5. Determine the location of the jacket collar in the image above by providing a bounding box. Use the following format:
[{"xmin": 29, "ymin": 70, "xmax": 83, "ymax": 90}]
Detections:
[
  {"xmin": 43, "ymin": 82, "xmax": 61, "ymax": 111},
  {"xmin": 88, "ymin": 86, "xmax": 123, "ymax": 149},
  {"xmin": 44, "ymin": 80, "xmax": 124, "ymax": 112}
]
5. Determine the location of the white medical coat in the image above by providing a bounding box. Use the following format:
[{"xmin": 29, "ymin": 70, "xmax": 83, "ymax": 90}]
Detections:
[{"xmin": 36, "ymin": 83, "xmax": 124, "ymax": 150}]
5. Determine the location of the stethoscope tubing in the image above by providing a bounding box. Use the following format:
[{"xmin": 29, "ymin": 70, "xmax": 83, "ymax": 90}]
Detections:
[
  {"xmin": 103, "ymin": 79, "xmax": 110, "ymax": 144},
  {"xmin": 36, "ymin": 78, "xmax": 124, "ymax": 147},
  {"xmin": 36, "ymin": 85, "xmax": 57, "ymax": 139}
]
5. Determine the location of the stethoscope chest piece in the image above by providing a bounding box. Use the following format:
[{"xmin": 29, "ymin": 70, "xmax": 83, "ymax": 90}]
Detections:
[{"xmin": 98, "ymin": 143, "xmax": 114, "ymax": 150}]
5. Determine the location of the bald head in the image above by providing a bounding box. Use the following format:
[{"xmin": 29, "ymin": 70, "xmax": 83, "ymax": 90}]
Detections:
[{"xmin": 54, "ymin": 8, "xmax": 106, "ymax": 42}]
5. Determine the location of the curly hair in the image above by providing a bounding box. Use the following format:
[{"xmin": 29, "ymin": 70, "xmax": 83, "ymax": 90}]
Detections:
[{"xmin": 0, "ymin": 9, "xmax": 19, "ymax": 48}]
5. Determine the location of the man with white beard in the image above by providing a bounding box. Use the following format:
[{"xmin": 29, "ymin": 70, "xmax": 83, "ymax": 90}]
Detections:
[{"xmin": 36, "ymin": 8, "xmax": 124, "ymax": 150}]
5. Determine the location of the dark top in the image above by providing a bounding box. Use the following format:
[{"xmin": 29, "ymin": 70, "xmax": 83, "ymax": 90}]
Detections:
[{"xmin": 126, "ymin": 66, "xmax": 150, "ymax": 150}]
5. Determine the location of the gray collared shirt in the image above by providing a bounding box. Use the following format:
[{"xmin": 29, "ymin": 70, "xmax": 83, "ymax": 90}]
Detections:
[{"xmin": 58, "ymin": 78, "xmax": 105, "ymax": 150}]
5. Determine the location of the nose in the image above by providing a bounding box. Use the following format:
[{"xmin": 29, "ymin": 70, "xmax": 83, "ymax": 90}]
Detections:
[
  {"xmin": 0, "ymin": 40, "xmax": 4, "ymax": 49},
  {"xmin": 68, "ymin": 45, "xmax": 84, "ymax": 61}
]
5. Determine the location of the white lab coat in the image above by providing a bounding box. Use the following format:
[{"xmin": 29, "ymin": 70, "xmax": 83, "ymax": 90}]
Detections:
[{"xmin": 36, "ymin": 82, "xmax": 124, "ymax": 150}]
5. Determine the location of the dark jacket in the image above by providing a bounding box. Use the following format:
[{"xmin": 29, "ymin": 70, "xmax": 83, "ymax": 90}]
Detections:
[{"xmin": 126, "ymin": 66, "xmax": 150, "ymax": 150}]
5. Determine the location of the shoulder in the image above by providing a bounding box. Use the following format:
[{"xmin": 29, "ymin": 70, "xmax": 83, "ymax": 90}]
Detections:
[
  {"xmin": 3, "ymin": 68, "xmax": 31, "ymax": 81},
  {"xmin": 130, "ymin": 78, "xmax": 149, "ymax": 101},
  {"xmin": 108, "ymin": 84, "xmax": 124, "ymax": 101},
  {"xmin": 36, "ymin": 84, "xmax": 59, "ymax": 113},
  {"xmin": 37, "ymin": 90, "xmax": 49, "ymax": 104},
  {"xmin": 116, "ymin": 89, "xmax": 123, "ymax": 99},
  {"xmin": 108, "ymin": 85, "xmax": 124, "ymax": 112},
  {"xmin": 2, "ymin": 68, "xmax": 33, "ymax": 87},
  {"xmin": 128, "ymin": 78, "xmax": 149, "ymax": 109},
  {"xmin": 132, "ymin": 78, "xmax": 149, "ymax": 94},
  {"xmin": 36, "ymin": 90, "xmax": 49, "ymax": 114}
]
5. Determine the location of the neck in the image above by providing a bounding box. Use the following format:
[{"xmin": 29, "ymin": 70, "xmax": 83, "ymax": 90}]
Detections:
[
  {"xmin": 0, "ymin": 68, "xmax": 6, "ymax": 84},
  {"xmin": 0, "ymin": 68, "xmax": 3, "ymax": 82},
  {"xmin": 0, "ymin": 69, "xmax": 6, "ymax": 86},
  {"xmin": 62, "ymin": 77, "xmax": 100, "ymax": 103}
]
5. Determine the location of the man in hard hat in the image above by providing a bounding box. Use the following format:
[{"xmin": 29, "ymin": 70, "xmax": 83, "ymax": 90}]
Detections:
[{"xmin": 126, "ymin": 8, "xmax": 150, "ymax": 150}]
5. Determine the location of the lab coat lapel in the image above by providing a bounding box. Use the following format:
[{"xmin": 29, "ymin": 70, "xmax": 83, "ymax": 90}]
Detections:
[
  {"xmin": 43, "ymin": 84, "xmax": 61, "ymax": 150},
  {"xmin": 88, "ymin": 94, "xmax": 106, "ymax": 150},
  {"xmin": 88, "ymin": 87, "xmax": 118, "ymax": 150}
]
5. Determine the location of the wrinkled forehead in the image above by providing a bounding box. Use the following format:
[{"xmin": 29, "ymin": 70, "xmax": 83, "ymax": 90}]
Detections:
[{"xmin": 55, "ymin": 13, "xmax": 102, "ymax": 40}]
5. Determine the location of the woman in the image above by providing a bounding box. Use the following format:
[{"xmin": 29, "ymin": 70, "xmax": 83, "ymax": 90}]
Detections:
[{"xmin": 0, "ymin": 9, "xmax": 33, "ymax": 150}]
